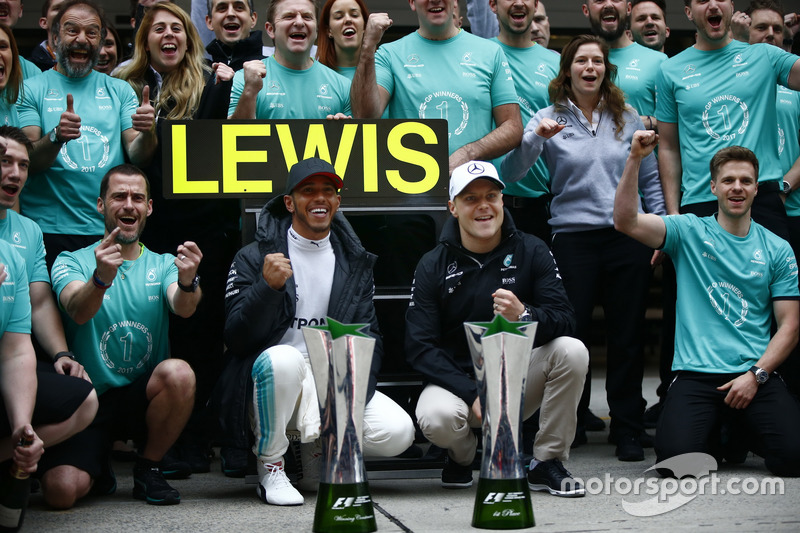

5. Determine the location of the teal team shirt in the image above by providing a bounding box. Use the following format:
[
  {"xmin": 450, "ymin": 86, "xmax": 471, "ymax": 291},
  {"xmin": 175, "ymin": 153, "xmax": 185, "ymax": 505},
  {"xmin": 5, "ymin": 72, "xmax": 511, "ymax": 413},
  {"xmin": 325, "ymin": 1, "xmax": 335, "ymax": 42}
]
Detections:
[
  {"xmin": 375, "ymin": 29, "xmax": 519, "ymax": 155},
  {"xmin": 609, "ymin": 42, "xmax": 666, "ymax": 117},
  {"xmin": 777, "ymin": 85, "xmax": 800, "ymax": 217},
  {"xmin": 336, "ymin": 66, "xmax": 356, "ymax": 81},
  {"xmin": 0, "ymin": 211, "xmax": 47, "ymax": 284},
  {"xmin": 657, "ymin": 41, "xmax": 797, "ymax": 207},
  {"xmin": 0, "ymin": 95, "xmax": 17, "ymax": 127},
  {"xmin": 229, "ymin": 57, "xmax": 351, "ymax": 118},
  {"xmin": 0, "ymin": 239, "xmax": 31, "ymax": 336},
  {"xmin": 662, "ymin": 214, "xmax": 799, "ymax": 374},
  {"xmin": 51, "ymin": 244, "xmax": 178, "ymax": 395},
  {"xmin": 19, "ymin": 57, "xmax": 42, "ymax": 80},
  {"xmin": 492, "ymin": 40, "xmax": 558, "ymax": 199},
  {"xmin": 17, "ymin": 69, "xmax": 138, "ymax": 235}
]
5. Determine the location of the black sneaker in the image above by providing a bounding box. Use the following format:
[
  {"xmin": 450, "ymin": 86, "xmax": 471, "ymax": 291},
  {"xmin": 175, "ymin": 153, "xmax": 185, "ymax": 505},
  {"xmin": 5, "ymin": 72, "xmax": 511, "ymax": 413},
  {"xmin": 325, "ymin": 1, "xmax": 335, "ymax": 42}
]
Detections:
[
  {"xmin": 220, "ymin": 446, "xmax": 248, "ymax": 478},
  {"xmin": 133, "ymin": 459, "xmax": 181, "ymax": 505},
  {"xmin": 441, "ymin": 457, "xmax": 473, "ymax": 489},
  {"xmin": 585, "ymin": 410, "xmax": 606, "ymax": 432},
  {"xmin": 160, "ymin": 448, "xmax": 192, "ymax": 480},
  {"xmin": 615, "ymin": 434, "xmax": 645, "ymax": 462},
  {"xmin": 607, "ymin": 431, "xmax": 654, "ymax": 448},
  {"xmin": 528, "ymin": 459, "xmax": 585, "ymax": 498}
]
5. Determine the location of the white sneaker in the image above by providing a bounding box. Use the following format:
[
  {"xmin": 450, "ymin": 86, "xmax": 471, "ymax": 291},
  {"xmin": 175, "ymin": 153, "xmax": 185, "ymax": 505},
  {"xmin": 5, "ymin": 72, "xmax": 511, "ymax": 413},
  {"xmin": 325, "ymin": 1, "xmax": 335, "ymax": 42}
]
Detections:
[
  {"xmin": 256, "ymin": 459, "xmax": 303, "ymax": 506},
  {"xmin": 298, "ymin": 439, "xmax": 322, "ymax": 492}
]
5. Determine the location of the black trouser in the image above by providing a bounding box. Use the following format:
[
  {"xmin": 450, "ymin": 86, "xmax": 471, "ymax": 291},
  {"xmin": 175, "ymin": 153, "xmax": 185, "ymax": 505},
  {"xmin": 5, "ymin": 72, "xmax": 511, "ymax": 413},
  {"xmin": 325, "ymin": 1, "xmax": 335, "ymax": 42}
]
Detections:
[
  {"xmin": 551, "ymin": 228, "xmax": 651, "ymax": 437},
  {"xmin": 656, "ymin": 371, "xmax": 800, "ymax": 477},
  {"xmin": 503, "ymin": 195, "xmax": 552, "ymax": 244}
]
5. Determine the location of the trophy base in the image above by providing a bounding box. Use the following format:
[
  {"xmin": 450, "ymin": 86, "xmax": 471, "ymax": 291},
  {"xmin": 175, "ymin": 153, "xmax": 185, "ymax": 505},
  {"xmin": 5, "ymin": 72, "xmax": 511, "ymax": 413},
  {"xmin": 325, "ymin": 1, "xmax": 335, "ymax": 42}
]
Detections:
[
  {"xmin": 472, "ymin": 477, "xmax": 535, "ymax": 530},
  {"xmin": 313, "ymin": 482, "xmax": 377, "ymax": 533}
]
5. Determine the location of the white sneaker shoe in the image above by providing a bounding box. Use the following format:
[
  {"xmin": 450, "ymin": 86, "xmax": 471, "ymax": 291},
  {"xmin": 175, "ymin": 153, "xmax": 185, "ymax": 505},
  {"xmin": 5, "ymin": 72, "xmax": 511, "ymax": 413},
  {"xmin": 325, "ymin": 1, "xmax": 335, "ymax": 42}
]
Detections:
[
  {"xmin": 256, "ymin": 459, "xmax": 303, "ymax": 506},
  {"xmin": 298, "ymin": 440, "xmax": 322, "ymax": 492}
]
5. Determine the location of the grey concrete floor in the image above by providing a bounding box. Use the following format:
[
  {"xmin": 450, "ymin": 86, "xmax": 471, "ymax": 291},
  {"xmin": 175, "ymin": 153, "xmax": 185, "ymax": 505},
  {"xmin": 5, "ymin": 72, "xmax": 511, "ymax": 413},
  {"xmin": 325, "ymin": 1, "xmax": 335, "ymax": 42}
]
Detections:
[{"xmin": 21, "ymin": 372, "xmax": 800, "ymax": 532}]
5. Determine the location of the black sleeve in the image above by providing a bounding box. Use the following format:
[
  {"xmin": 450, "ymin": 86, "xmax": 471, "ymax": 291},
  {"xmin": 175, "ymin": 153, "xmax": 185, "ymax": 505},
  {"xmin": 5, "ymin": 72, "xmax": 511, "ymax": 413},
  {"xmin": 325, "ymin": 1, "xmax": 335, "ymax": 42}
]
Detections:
[
  {"xmin": 525, "ymin": 238, "xmax": 577, "ymax": 346},
  {"xmin": 223, "ymin": 244, "xmax": 292, "ymax": 357},
  {"xmin": 405, "ymin": 255, "xmax": 478, "ymax": 406}
]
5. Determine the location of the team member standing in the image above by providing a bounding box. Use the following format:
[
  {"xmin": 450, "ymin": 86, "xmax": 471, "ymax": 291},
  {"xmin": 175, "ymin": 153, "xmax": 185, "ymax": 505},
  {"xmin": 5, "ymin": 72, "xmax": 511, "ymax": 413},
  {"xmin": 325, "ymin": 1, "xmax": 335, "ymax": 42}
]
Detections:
[
  {"xmin": 316, "ymin": 0, "xmax": 368, "ymax": 80},
  {"xmin": 229, "ymin": 0, "xmax": 351, "ymax": 119},
  {"xmin": 503, "ymin": 35, "xmax": 665, "ymax": 462},
  {"xmin": 18, "ymin": 0, "xmax": 157, "ymax": 267},
  {"xmin": 352, "ymin": 0, "xmax": 522, "ymax": 172},
  {"xmin": 488, "ymin": 0, "xmax": 559, "ymax": 242}
]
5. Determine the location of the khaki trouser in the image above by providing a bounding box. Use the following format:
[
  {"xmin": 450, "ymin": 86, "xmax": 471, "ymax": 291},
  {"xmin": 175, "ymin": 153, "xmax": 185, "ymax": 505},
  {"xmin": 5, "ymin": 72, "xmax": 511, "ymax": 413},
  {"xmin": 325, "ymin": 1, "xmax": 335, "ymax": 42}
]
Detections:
[{"xmin": 415, "ymin": 336, "xmax": 588, "ymax": 466}]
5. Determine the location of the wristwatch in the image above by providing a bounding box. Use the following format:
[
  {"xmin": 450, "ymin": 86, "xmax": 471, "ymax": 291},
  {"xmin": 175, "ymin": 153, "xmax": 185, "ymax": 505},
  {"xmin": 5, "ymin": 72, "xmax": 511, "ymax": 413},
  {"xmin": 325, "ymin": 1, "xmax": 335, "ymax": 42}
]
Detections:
[
  {"xmin": 749, "ymin": 366, "xmax": 769, "ymax": 385},
  {"xmin": 517, "ymin": 306, "xmax": 532, "ymax": 322},
  {"xmin": 49, "ymin": 126, "xmax": 64, "ymax": 145},
  {"xmin": 782, "ymin": 180, "xmax": 792, "ymax": 195},
  {"xmin": 178, "ymin": 274, "xmax": 200, "ymax": 293}
]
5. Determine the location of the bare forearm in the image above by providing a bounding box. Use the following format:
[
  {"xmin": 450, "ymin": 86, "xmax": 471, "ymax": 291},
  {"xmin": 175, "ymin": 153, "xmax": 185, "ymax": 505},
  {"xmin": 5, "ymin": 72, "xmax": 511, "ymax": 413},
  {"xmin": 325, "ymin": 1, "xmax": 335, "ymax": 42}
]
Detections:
[
  {"xmin": 0, "ymin": 339, "xmax": 37, "ymax": 431},
  {"xmin": 126, "ymin": 129, "xmax": 157, "ymax": 167},
  {"xmin": 229, "ymin": 87, "xmax": 259, "ymax": 119},
  {"xmin": 62, "ymin": 281, "xmax": 106, "ymax": 325},
  {"xmin": 30, "ymin": 282, "xmax": 68, "ymax": 357},
  {"xmin": 28, "ymin": 134, "xmax": 63, "ymax": 174},
  {"xmin": 449, "ymin": 114, "xmax": 522, "ymax": 172},
  {"xmin": 172, "ymin": 287, "xmax": 202, "ymax": 318},
  {"xmin": 351, "ymin": 44, "xmax": 383, "ymax": 119}
]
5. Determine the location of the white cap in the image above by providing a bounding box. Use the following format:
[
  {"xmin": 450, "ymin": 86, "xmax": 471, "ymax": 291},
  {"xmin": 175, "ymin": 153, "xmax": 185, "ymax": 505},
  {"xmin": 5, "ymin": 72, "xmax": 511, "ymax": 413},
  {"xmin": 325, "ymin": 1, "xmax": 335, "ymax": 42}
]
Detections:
[{"xmin": 449, "ymin": 160, "xmax": 505, "ymax": 201}]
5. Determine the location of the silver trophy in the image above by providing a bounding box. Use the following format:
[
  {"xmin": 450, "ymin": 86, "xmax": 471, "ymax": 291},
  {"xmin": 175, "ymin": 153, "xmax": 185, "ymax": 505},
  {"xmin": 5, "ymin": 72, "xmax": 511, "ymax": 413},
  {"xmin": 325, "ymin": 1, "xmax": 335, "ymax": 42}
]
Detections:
[
  {"xmin": 302, "ymin": 318, "xmax": 377, "ymax": 533},
  {"xmin": 464, "ymin": 314, "xmax": 537, "ymax": 529}
]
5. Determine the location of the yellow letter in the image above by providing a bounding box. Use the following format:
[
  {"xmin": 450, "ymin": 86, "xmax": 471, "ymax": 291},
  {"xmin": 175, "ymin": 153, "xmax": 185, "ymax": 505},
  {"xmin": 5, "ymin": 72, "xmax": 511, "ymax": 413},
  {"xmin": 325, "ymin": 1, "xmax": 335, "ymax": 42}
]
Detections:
[
  {"xmin": 171, "ymin": 124, "xmax": 219, "ymax": 194},
  {"xmin": 362, "ymin": 124, "xmax": 378, "ymax": 192},
  {"xmin": 222, "ymin": 124, "xmax": 272, "ymax": 194},
  {"xmin": 385, "ymin": 123, "xmax": 440, "ymax": 194}
]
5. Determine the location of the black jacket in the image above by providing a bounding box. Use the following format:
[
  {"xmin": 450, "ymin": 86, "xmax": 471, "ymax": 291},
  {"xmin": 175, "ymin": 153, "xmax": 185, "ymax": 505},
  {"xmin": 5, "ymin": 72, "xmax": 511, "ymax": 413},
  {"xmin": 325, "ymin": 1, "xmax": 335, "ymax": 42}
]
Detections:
[
  {"xmin": 196, "ymin": 31, "xmax": 265, "ymax": 120},
  {"xmin": 29, "ymin": 41, "xmax": 55, "ymax": 72},
  {"xmin": 215, "ymin": 195, "xmax": 383, "ymax": 449},
  {"xmin": 405, "ymin": 210, "xmax": 576, "ymax": 406}
]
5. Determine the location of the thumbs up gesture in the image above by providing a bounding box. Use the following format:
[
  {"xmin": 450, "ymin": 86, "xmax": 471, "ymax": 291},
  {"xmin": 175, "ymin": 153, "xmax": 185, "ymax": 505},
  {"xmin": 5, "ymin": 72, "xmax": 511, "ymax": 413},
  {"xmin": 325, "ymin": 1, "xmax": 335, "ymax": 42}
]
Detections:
[
  {"xmin": 132, "ymin": 84, "xmax": 156, "ymax": 132},
  {"xmin": 56, "ymin": 93, "xmax": 82, "ymax": 142}
]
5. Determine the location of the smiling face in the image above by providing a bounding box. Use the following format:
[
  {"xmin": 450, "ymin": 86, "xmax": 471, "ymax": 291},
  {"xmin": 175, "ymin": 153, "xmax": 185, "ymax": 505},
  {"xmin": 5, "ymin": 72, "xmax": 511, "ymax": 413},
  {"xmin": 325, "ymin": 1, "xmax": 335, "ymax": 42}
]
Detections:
[
  {"xmin": 0, "ymin": 0, "xmax": 23, "ymax": 27},
  {"xmin": 710, "ymin": 160, "xmax": 758, "ymax": 221},
  {"xmin": 206, "ymin": 0, "xmax": 257, "ymax": 46},
  {"xmin": 0, "ymin": 137, "xmax": 29, "ymax": 212},
  {"xmin": 266, "ymin": 0, "xmax": 317, "ymax": 64},
  {"xmin": 146, "ymin": 9, "xmax": 188, "ymax": 74},
  {"xmin": 685, "ymin": 0, "xmax": 733, "ymax": 47},
  {"xmin": 54, "ymin": 5, "xmax": 102, "ymax": 78},
  {"xmin": 0, "ymin": 26, "xmax": 12, "ymax": 90},
  {"xmin": 630, "ymin": 1, "xmax": 669, "ymax": 51},
  {"xmin": 410, "ymin": 0, "xmax": 457, "ymax": 38},
  {"xmin": 284, "ymin": 175, "xmax": 341, "ymax": 240},
  {"xmin": 449, "ymin": 178, "xmax": 504, "ymax": 254},
  {"xmin": 493, "ymin": 0, "xmax": 538, "ymax": 38},
  {"xmin": 568, "ymin": 42, "xmax": 605, "ymax": 101},
  {"xmin": 583, "ymin": 0, "xmax": 630, "ymax": 42},
  {"xmin": 99, "ymin": 172, "xmax": 153, "ymax": 245},
  {"xmin": 327, "ymin": 0, "xmax": 364, "ymax": 54},
  {"xmin": 94, "ymin": 33, "xmax": 118, "ymax": 74},
  {"xmin": 748, "ymin": 8, "xmax": 783, "ymax": 46}
]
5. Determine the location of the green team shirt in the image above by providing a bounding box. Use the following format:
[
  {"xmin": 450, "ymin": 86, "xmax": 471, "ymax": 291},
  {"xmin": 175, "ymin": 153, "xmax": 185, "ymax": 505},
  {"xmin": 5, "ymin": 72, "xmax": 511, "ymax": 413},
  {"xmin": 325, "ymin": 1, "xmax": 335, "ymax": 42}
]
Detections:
[
  {"xmin": 0, "ymin": 96, "xmax": 17, "ymax": 127},
  {"xmin": 0, "ymin": 239, "xmax": 31, "ymax": 336},
  {"xmin": 656, "ymin": 41, "xmax": 797, "ymax": 207},
  {"xmin": 777, "ymin": 85, "xmax": 800, "ymax": 216},
  {"xmin": 0, "ymin": 211, "xmax": 47, "ymax": 284},
  {"xmin": 375, "ymin": 29, "xmax": 519, "ymax": 155},
  {"xmin": 19, "ymin": 57, "xmax": 42, "ymax": 80},
  {"xmin": 336, "ymin": 66, "xmax": 356, "ymax": 81},
  {"xmin": 17, "ymin": 69, "xmax": 138, "ymax": 235},
  {"xmin": 609, "ymin": 42, "xmax": 666, "ymax": 117},
  {"xmin": 51, "ymin": 243, "xmax": 178, "ymax": 395},
  {"xmin": 491, "ymin": 40, "xmax": 558, "ymax": 198},
  {"xmin": 229, "ymin": 57, "xmax": 351, "ymax": 118},
  {"xmin": 663, "ymin": 214, "xmax": 799, "ymax": 374}
]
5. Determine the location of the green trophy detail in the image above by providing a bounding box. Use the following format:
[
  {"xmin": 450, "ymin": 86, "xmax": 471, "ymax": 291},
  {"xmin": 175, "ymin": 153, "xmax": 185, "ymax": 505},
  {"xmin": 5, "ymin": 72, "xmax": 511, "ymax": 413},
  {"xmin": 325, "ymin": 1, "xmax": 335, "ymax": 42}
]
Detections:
[
  {"xmin": 472, "ymin": 478, "xmax": 534, "ymax": 529},
  {"xmin": 314, "ymin": 483, "xmax": 376, "ymax": 533}
]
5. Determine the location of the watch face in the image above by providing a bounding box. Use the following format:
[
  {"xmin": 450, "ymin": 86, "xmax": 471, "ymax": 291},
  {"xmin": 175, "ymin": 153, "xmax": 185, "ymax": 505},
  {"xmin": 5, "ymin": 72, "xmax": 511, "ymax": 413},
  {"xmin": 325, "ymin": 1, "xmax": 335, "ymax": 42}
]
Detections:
[{"xmin": 757, "ymin": 370, "xmax": 768, "ymax": 383}]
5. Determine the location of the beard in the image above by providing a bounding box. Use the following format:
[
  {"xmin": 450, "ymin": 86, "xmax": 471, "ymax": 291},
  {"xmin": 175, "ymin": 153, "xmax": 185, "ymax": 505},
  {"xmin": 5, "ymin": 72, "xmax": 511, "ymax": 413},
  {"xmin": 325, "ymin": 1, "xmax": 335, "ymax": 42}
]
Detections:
[
  {"xmin": 105, "ymin": 213, "xmax": 146, "ymax": 245},
  {"xmin": 55, "ymin": 39, "xmax": 100, "ymax": 78},
  {"xmin": 589, "ymin": 6, "xmax": 628, "ymax": 42}
]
